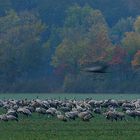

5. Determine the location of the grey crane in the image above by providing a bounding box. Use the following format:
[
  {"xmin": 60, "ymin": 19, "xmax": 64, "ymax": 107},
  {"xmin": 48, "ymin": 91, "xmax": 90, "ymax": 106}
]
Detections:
[{"xmin": 83, "ymin": 64, "xmax": 109, "ymax": 73}]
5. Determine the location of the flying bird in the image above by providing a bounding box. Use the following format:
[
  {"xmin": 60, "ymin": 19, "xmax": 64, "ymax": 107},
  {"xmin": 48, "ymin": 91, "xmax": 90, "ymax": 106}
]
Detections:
[{"xmin": 82, "ymin": 63, "xmax": 109, "ymax": 73}]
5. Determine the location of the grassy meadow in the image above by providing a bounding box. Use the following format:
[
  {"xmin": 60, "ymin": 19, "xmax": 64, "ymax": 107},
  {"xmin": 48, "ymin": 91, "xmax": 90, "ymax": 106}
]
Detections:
[
  {"xmin": 0, "ymin": 93, "xmax": 140, "ymax": 100},
  {"xmin": 0, "ymin": 93, "xmax": 140, "ymax": 140},
  {"xmin": 0, "ymin": 113, "xmax": 140, "ymax": 140}
]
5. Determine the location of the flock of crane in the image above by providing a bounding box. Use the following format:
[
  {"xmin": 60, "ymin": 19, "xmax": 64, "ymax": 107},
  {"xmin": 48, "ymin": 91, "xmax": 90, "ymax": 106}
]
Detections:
[
  {"xmin": 0, "ymin": 62, "xmax": 139, "ymax": 122},
  {"xmin": 0, "ymin": 97, "xmax": 140, "ymax": 122}
]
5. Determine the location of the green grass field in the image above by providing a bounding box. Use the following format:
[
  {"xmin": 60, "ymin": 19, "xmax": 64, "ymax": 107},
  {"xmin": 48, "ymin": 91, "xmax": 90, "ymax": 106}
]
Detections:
[
  {"xmin": 0, "ymin": 93, "xmax": 140, "ymax": 140},
  {"xmin": 0, "ymin": 113, "xmax": 140, "ymax": 140},
  {"xmin": 0, "ymin": 93, "xmax": 140, "ymax": 100}
]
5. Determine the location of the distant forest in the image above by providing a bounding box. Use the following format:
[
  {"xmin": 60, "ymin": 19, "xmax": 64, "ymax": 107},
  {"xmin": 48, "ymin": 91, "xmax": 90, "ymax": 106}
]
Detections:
[{"xmin": 1, "ymin": 0, "xmax": 140, "ymax": 93}]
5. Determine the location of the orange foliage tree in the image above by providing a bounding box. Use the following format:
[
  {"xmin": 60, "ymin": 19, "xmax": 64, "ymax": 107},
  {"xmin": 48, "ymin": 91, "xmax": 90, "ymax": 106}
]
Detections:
[
  {"xmin": 109, "ymin": 46, "xmax": 127, "ymax": 65},
  {"xmin": 131, "ymin": 50, "xmax": 140, "ymax": 67}
]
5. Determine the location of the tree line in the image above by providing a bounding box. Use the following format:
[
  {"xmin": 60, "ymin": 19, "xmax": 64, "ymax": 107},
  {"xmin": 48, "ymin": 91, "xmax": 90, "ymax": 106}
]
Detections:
[{"xmin": 0, "ymin": 0, "xmax": 140, "ymax": 93}]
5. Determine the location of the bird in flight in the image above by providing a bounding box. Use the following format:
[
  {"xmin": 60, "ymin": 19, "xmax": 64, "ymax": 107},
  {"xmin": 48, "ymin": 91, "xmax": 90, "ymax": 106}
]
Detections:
[{"xmin": 82, "ymin": 63, "xmax": 109, "ymax": 73}]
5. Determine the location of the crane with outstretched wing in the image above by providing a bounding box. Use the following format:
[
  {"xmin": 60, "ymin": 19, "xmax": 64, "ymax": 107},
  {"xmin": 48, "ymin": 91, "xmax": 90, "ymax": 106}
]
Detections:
[{"xmin": 82, "ymin": 63, "xmax": 109, "ymax": 73}]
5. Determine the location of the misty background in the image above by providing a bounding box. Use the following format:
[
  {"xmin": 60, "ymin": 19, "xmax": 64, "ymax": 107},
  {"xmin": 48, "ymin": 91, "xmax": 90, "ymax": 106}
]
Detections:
[{"xmin": 0, "ymin": 0, "xmax": 140, "ymax": 93}]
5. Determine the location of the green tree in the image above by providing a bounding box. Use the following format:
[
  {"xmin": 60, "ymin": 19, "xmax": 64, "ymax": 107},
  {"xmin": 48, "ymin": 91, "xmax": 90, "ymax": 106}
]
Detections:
[
  {"xmin": 134, "ymin": 16, "xmax": 140, "ymax": 33},
  {"xmin": 110, "ymin": 17, "xmax": 134, "ymax": 44},
  {"xmin": 0, "ymin": 0, "xmax": 11, "ymax": 15},
  {"xmin": 0, "ymin": 10, "xmax": 46, "ymax": 86}
]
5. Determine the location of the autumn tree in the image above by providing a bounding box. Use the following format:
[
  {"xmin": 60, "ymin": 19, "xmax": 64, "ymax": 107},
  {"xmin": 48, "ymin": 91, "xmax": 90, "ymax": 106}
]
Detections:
[
  {"xmin": 131, "ymin": 50, "xmax": 140, "ymax": 67},
  {"xmin": 51, "ymin": 5, "xmax": 114, "ymax": 92},
  {"xmin": 52, "ymin": 5, "xmax": 113, "ymax": 75},
  {"xmin": 129, "ymin": 17, "xmax": 140, "ymax": 67},
  {"xmin": 122, "ymin": 16, "xmax": 140, "ymax": 66}
]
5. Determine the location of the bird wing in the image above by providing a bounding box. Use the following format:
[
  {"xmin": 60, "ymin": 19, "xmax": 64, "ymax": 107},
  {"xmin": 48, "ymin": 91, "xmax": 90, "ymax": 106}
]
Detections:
[{"xmin": 83, "ymin": 66, "xmax": 103, "ymax": 72}]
